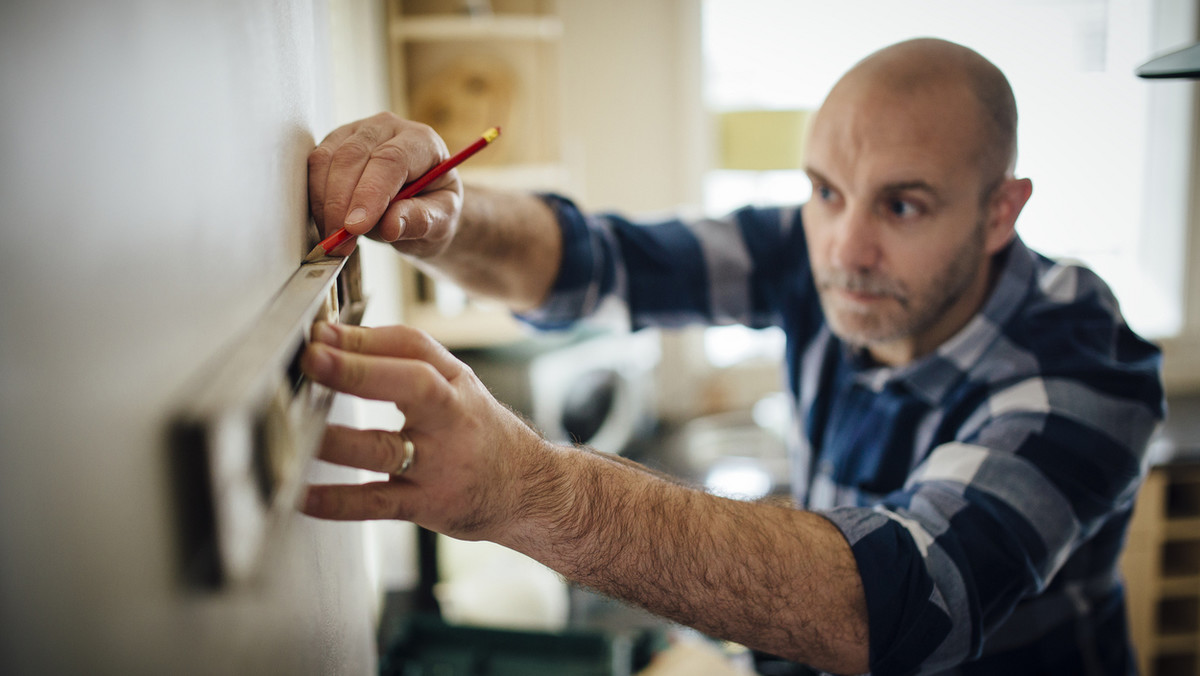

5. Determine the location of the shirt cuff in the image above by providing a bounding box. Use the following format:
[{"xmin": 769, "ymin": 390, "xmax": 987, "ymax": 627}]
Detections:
[
  {"xmin": 516, "ymin": 193, "xmax": 603, "ymax": 329},
  {"xmin": 821, "ymin": 505, "xmax": 955, "ymax": 676}
]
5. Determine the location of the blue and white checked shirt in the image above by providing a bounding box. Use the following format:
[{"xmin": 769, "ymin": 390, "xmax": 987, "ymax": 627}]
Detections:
[{"xmin": 523, "ymin": 195, "xmax": 1165, "ymax": 675}]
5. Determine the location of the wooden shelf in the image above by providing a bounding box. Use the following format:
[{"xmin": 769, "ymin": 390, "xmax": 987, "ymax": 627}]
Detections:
[
  {"xmin": 1166, "ymin": 519, "xmax": 1200, "ymax": 538},
  {"xmin": 387, "ymin": 0, "xmax": 565, "ymax": 347},
  {"xmin": 459, "ymin": 162, "xmax": 570, "ymax": 191},
  {"xmin": 1156, "ymin": 634, "xmax": 1200, "ymax": 653},
  {"xmin": 1161, "ymin": 576, "xmax": 1200, "ymax": 596},
  {"xmin": 402, "ymin": 302, "xmax": 529, "ymax": 349},
  {"xmin": 391, "ymin": 15, "xmax": 562, "ymax": 41}
]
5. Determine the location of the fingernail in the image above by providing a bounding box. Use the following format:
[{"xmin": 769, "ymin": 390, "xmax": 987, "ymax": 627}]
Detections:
[
  {"xmin": 395, "ymin": 217, "xmax": 406, "ymax": 238},
  {"xmin": 312, "ymin": 321, "xmax": 337, "ymax": 345},
  {"xmin": 303, "ymin": 343, "xmax": 334, "ymax": 376},
  {"xmin": 345, "ymin": 207, "xmax": 367, "ymax": 225}
]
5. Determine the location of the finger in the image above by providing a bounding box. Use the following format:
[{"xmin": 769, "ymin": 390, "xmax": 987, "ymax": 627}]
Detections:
[
  {"xmin": 345, "ymin": 129, "xmax": 448, "ymax": 238},
  {"xmin": 377, "ymin": 175, "xmax": 461, "ymax": 246},
  {"xmin": 307, "ymin": 121, "xmax": 360, "ymax": 232},
  {"xmin": 311, "ymin": 322, "xmax": 465, "ymax": 382},
  {"xmin": 303, "ymin": 481, "xmax": 417, "ymax": 521},
  {"xmin": 301, "ymin": 343, "xmax": 459, "ymax": 427},
  {"xmin": 320, "ymin": 122, "xmax": 392, "ymax": 238},
  {"xmin": 316, "ymin": 424, "xmax": 415, "ymax": 476}
]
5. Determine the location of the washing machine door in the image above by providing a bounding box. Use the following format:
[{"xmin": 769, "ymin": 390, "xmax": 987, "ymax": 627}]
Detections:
[
  {"xmin": 527, "ymin": 331, "xmax": 659, "ymax": 455},
  {"xmin": 560, "ymin": 368, "xmax": 619, "ymax": 447}
]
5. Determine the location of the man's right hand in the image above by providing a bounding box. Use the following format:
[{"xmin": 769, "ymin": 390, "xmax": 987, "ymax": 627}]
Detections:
[{"xmin": 307, "ymin": 112, "xmax": 462, "ymax": 258}]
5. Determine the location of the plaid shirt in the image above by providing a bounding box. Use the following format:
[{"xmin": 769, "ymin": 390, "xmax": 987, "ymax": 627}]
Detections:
[{"xmin": 523, "ymin": 195, "xmax": 1165, "ymax": 675}]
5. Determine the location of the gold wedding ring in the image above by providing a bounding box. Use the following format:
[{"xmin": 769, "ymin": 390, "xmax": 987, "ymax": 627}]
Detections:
[{"xmin": 396, "ymin": 433, "xmax": 415, "ymax": 476}]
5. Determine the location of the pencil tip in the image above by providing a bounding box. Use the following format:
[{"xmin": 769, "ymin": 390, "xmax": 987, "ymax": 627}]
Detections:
[{"xmin": 302, "ymin": 244, "xmax": 328, "ymax": 264}]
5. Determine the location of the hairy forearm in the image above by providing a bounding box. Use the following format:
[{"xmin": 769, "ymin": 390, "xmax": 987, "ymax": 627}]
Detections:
[
  {"xmin": 419, "ymin": 185, "xmax": 562, "ymax": 311},
  {"xmin": 503, "ymin": 444, "xmax": 870, "ymax": 674}
]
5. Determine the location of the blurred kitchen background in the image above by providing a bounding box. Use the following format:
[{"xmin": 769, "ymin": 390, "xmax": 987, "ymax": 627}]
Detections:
[{"xmin": 2, "ymin": 0, "xmax": 1199, "ymax": 674}]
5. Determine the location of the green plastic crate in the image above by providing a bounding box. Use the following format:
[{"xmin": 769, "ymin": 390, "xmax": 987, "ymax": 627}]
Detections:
[{"xmin": 381, "ymin": 615, "xmax": 634, "ymax": 676}]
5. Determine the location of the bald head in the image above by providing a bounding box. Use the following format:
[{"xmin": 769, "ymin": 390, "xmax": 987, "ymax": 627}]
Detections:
[{"xmin": 822, "ymin": 38, "xmax": 1018, "ymax": 186}]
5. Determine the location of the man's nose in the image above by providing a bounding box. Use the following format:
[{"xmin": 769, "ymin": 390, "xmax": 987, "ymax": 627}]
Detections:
[{"xmin": 831, "ymin": 206, "xmax": 881, "ymax": 271}]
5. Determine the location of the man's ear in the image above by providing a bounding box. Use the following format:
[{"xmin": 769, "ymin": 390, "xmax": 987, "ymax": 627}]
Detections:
[{"xmin": 984, "ymin": 177, "xmax": 1033, "ymax": 254}]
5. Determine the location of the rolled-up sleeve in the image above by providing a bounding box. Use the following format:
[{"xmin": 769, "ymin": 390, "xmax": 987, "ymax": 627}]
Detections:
[{"xmin": 519, "ymin": 194, "xmax": 808, "ymax": 330}]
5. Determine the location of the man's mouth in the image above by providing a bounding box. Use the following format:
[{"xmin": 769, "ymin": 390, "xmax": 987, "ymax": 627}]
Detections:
[
  {"xmin": 836, "ymin": 287, "xmax": 888, "ymax": 304},
  {"xmin": 819, "ymin": 271, "xmax": 905, "ymax": 307}
]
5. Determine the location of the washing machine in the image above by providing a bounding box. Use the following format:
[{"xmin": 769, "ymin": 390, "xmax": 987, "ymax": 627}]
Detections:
[{"xmin": 455, "ymin": 330, "xmax": 660, "ymax": 455}]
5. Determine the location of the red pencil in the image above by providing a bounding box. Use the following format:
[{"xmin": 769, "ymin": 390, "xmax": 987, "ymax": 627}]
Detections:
[{"xmin": 303, "ymin": 126, "xmax": 501, "ymax": 263}]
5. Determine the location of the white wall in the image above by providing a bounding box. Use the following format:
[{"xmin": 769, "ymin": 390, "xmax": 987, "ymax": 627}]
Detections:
[
  {"xmin": 558, "ymin": 0, "xmax": 705, "ymax": 213},
  {"xmin": 0, "ymin": 2, "xmax": 383, "ymax": 673}
]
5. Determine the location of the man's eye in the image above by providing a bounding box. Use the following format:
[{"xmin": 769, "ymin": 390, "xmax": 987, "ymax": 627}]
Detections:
[
  {"xmin": 816, "ymin": 185, "xmax": 835, "ymax": 202},
  {"xmin": 888, "ymin": 199, "xmax": 921, "ymax": 218}
]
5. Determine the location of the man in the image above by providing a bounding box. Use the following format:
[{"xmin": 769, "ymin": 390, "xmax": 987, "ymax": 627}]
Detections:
[{"xmin": 302, "ymin": 38, "xmax": 1164, "ymax": 674}]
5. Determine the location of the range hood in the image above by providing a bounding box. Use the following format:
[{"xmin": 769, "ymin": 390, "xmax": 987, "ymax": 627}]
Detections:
[{"xmin": 1138, "ymin": 42, "xmax": 1200, "ymax": 79}]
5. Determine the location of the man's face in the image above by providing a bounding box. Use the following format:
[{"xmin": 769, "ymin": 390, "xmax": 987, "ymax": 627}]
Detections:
[{"xmin": 802, "ymin": 81, "xmax": 1006, "ymax": 365}]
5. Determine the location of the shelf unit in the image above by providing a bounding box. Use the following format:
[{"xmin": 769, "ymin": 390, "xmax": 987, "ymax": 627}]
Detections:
[
  {"xmin": 386, "ymin": 0, "xmax": 565, "ymax": 348},
  {"xmin": 390, "ymin": 14, "xmax": 562, "ymax": 40},
  {"xmin": 1122, "ymin": 462, "xmax": 1200, "ymax": 676}
]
